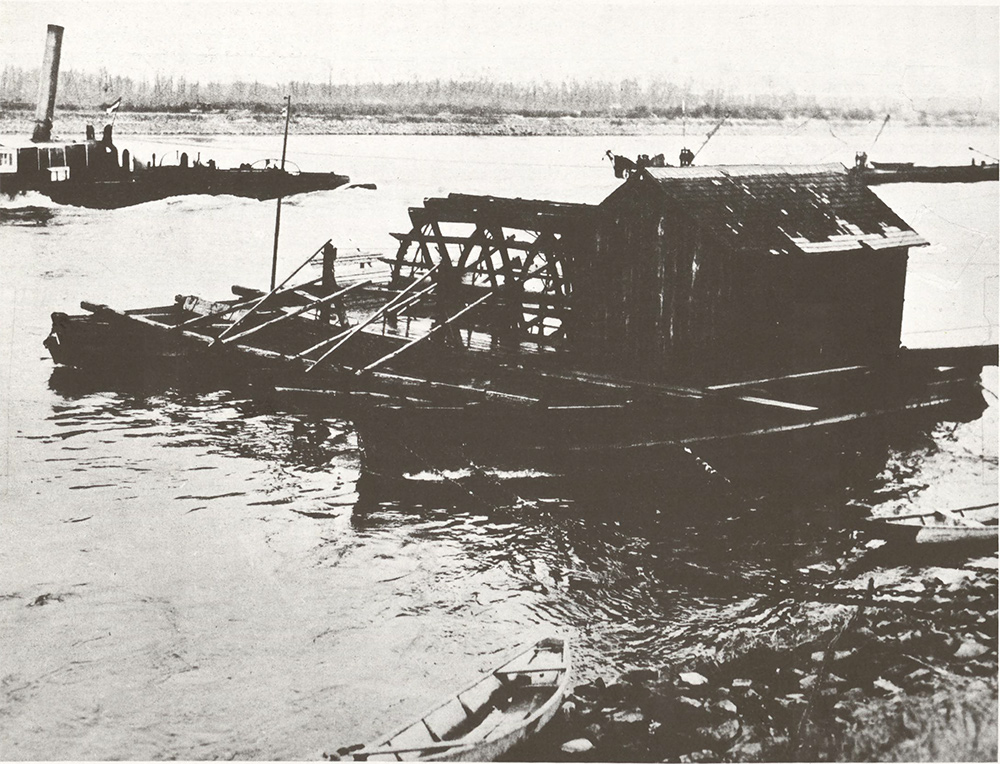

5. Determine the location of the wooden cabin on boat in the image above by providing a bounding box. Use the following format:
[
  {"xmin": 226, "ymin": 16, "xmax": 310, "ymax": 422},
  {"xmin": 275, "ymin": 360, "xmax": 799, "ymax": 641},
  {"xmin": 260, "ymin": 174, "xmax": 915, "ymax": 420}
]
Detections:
[
  {"xmin": 386, "ymin": 165, "xmax": 928, "ymax": 385},
  {"xmin": 586, "ymin": 164, "xmax": 926, "ymax": 383}
]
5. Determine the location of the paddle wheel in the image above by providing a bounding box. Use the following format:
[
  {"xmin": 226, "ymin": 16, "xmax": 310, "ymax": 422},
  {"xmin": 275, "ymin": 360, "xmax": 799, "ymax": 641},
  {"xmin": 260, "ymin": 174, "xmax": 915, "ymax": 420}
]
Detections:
[{"xmin": 385, "ymin": 194, "xmax": 599, "ymax": 353}]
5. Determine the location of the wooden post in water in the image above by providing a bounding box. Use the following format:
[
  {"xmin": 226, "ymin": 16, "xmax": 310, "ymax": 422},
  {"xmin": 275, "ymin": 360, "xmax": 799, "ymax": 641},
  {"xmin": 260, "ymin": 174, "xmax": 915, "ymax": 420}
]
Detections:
[{"xmin": 270, "ymin": 95, "xmax": 292, "ymax": 290}]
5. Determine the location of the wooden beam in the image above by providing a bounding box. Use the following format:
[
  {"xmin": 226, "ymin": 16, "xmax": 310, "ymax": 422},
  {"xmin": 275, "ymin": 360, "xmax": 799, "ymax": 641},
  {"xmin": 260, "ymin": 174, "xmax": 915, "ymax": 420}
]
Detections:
[
  {"xmin": 705, "ymin": 365, "xmax": 868, "ymax": 390},
  {"xmin": 356, "ymin": 290, "xmax": 496, "ymax": 375},
  {"xmin": 215, "ymin": 239, "xmax": 331, "ymax": 343},
  {"xmin": 305, "ymin": 264, "xmax": 441, "ymax": 372},
  {"xmin": 219, "ymin": 282, "xmax": 368, "ymax": 345}
]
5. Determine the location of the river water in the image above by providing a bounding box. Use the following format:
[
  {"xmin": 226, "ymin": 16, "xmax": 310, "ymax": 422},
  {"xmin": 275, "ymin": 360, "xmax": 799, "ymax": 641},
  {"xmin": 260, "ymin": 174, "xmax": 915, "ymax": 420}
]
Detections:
[{"xmin": 0, "ymin": 123, "xmax": 997, "ymax": 759}]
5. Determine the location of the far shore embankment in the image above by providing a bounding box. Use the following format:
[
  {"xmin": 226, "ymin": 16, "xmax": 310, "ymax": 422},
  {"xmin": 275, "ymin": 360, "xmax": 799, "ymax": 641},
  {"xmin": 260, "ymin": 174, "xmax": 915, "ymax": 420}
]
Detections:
[{"xmin": 1, "ymin": 109, "xmax": 994, "ymax": 138}]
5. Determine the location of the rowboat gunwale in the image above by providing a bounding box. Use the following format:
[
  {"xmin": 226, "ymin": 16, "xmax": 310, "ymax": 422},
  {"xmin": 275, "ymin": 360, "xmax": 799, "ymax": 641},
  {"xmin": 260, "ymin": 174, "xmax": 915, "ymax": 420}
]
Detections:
[{"xmin": 865, "ymin": 502, "xmax": 999, "ymax": 545}]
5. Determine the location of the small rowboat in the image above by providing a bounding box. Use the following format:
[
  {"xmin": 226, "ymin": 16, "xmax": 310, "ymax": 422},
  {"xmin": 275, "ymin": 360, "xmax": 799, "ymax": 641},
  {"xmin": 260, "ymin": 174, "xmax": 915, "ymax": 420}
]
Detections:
[
  {"xmin": 867, "ymin": 502, "xmax": 998, "ymax": 545},
  {"xmin": 344, "ymin": 636, "xmax": 570, "ymax": 762}
]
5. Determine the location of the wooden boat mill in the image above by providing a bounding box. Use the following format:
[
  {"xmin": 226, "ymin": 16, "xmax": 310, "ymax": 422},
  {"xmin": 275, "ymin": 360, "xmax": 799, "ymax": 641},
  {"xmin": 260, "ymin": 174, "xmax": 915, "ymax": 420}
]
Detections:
[
  {"xmin": 46, "ymin": 163, "xmax": 998, "ymax": 495},
  {"xmin": 0, "ymin": 25, "xmax": 350, "ymax": 208}
]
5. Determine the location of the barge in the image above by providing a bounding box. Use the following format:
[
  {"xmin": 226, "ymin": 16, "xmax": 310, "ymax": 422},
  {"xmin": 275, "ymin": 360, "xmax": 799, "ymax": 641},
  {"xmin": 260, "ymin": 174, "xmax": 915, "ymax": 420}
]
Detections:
[{"xmin": 851, "ymin": 160, "xmax": 999, "ymax": 185}]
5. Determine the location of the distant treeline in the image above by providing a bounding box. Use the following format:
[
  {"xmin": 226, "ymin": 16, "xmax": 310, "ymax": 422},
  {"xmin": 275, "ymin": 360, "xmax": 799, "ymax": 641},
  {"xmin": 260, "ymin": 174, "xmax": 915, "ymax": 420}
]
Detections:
[{"xmin": 0, "ymin": 66, "xmax": 982, "ymax": 122}]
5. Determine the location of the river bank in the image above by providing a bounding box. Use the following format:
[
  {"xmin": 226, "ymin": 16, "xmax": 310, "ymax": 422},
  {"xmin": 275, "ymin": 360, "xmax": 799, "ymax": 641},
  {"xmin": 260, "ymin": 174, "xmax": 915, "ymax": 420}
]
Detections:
[
  {"xmin": 1, "ymin": 109, "xmax": 994, "ymax": 138},
  {"xmin": 515, "ymin": 550, "xmax": 998, "ymax": 762}
]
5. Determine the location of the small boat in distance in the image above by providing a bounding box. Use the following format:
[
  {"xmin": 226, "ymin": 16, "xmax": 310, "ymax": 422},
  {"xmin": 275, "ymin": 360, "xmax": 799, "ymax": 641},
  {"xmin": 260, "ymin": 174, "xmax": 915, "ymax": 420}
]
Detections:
[
  {"xmin": 866, "ymin": 502, "xmax": 998, "ymax": 545},
  {"xmin": 336, "ymin": 636, "xmax": 570, "ymax": 762},
  {"xmin": 848, "ymin": 149, "xmax": 999, "ymax": 185}
]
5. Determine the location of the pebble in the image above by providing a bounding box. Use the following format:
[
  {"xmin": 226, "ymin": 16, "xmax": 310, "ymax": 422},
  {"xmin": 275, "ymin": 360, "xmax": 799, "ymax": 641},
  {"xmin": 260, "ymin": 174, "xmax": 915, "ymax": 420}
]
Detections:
[
  {"xmin": 833, "ymin": 701, "xmax": 854, "ymax": 718},
  {"xmin": 926, "ymin": 568, "xmax": 974, "ymax": 587},
  {"xmin": 727, "ymin": 739, "xmax": 763, "ymax": 761},
  {"xmin": 679, "ymin": 671, "xmax": 709, "ymax": 687},
  {"xmin": 681, "ymin": 748, "xmax": 719, "ymax": 762},
  {"xmin": 611, "ymin": 708, "xmax": 645, "ymax": 724},
  {"xmin": 677, "ymin": 696, "xmax": 704, "ymax": 711},
  {"xmin": 696, "ymin": 717, "xmax": 741, "ymax": 746},
  {"xmin": 954, "ymin": 639, "xmax": 988, "ymax": 660},
  {"xmin": 872, "ymin": 677, "xmax": 903, "ymax": 695},
  {"xmin": 776, "ymin": 694, "xmax": 807, "ymax": 710},
  {"xmin": 561, "ymin": 738, "xmax": 595, "ymax": 754},
  {"xmin": 810, "ymin": 649, "xmax": 858, "ymax": 664},
  {"xmin": 712, "ymin": 699, "xmax": 739, "ymax": 716}
]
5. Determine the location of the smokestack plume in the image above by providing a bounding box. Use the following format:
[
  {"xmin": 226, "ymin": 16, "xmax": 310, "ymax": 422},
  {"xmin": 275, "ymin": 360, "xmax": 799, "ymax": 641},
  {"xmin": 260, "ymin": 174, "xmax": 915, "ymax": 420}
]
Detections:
[{"xmin": 32, "ymin": 24, "xmax": 64, "ymax": 143}]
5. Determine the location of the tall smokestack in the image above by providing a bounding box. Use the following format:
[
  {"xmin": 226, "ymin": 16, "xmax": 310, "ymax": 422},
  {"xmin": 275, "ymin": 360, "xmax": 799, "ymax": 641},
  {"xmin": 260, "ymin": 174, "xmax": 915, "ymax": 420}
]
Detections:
[{"xmin": 31, "ymin": 24, "xmax": 64, "ymax": 143}]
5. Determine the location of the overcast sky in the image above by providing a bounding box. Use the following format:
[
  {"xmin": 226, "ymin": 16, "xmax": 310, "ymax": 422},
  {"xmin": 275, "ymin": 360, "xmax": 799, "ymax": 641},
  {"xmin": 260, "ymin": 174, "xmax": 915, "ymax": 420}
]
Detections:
[{"xmin": 1, "ymin": 1, "xmax": 997, "ymax": 107}]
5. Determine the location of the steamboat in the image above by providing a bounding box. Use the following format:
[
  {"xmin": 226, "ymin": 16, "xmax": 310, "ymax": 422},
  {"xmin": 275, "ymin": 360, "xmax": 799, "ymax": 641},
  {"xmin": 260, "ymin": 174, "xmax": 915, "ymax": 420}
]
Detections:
[{"xmin": 0, "ymin": 25, "xmax": 350, "ymax": 209}]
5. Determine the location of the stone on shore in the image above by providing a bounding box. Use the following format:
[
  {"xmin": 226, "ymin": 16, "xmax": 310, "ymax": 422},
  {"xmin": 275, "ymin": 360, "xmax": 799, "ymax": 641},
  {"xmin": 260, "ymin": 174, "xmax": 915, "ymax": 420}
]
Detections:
[
  {"xmin": 560, "ymin": 738, "xmax": 595, "ymax": 754},
  {"xmin": 679, "ymin": 671, "xmax": 709, "ymax": 687}
]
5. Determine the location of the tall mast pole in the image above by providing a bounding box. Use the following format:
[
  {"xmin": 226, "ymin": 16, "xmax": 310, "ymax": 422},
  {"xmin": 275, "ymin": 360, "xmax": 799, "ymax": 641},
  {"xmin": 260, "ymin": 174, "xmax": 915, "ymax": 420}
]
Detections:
[{"xmin": 270, "ymin": 94, "xmax": 292, "ymax": 290}]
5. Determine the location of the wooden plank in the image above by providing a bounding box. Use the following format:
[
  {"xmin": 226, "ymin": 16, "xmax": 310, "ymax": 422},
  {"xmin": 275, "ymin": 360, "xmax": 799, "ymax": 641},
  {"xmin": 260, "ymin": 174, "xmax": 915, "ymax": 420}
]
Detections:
[
  {"xmin": 495, "ymin": 665, "xmax": 567, "ymax": 675},
  {"xmin": 391, "ymin": 233, "xmax": 544, "ymax": 251},
  {"xmin": 886, "ymin": 502, "xmax": 998, "ymax": 522},
  {"xmin": 216, "ymin": 240, "xmax": 331, "ymax": 342},
  {"xmin": 366, "ymin": 370, "xmax": 540, "ymax": 405},
  {"xmin": 705, "ymin": 365, "xmax": 868, "ymax": 390},
  {"xmin": 219, "ymin": 282, "xmax": 368, "ymax": 345},
  {"xmin": 733, "ymin": 395, "xmax": 819, "ymax": 412},
  {"xmin": 356, "ymin": 290, "xmax": 496, "ymax": 375},
  {"xmin": 305, "ymin": 265, "xmax": 441, "ymax": 372},
  {"xmin": 458, "ymin": 225, "xmax": 488, "ymax": 269},
  {"xmin": 352, "ymin": 739, "xmax": 473, "ymax": 758}
]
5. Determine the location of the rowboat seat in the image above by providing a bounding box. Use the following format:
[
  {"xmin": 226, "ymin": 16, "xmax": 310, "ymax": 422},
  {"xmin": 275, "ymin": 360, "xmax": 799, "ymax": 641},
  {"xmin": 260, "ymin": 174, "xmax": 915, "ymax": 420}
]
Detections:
[
  {"xmin": 932, "ymin": 510, "xmax": 988, "ymax": 528},
  {"xmin": 422, "ymin": 698, "xmax": 468, "ymax": 741},
  {"xmin": 457, "ymin": 676, "xmax": 503, "ymax": 715},
  {"xmin": 383, "ymin": 724, "xmax": 436, "ymax": 761}
]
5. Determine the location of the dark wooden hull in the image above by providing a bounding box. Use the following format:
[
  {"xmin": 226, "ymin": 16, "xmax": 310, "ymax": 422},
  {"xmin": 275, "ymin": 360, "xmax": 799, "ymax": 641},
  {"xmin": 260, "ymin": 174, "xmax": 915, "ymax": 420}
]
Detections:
[
  {"xmin": 854, "ymin": 163, "xmax": 999, "ymax": 185},
  {"xmin": 38, "ymin": 168, "xmax": 351, "ymax": 208},
  {"xmin": 350, "ymin": 364, "xmax": 990, "ymax": 492},
  {"xmin": 45, "ymin": 289, "xmax": 996, "ymax": 497}
]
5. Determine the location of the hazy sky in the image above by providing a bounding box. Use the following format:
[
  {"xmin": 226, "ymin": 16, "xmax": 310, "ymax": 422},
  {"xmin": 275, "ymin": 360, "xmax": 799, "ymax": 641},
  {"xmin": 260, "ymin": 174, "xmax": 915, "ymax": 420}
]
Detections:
[{"xmin": 1, "ymin": 1, "xmax": 997, "ymax": 107}]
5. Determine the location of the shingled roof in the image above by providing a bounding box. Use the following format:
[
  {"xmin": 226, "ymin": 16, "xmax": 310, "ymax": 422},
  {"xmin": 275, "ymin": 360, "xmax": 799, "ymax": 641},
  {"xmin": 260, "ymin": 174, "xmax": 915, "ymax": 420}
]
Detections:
[{"xmin": 603, "ymin": 164, "xmax": 928, "ymax": 255}]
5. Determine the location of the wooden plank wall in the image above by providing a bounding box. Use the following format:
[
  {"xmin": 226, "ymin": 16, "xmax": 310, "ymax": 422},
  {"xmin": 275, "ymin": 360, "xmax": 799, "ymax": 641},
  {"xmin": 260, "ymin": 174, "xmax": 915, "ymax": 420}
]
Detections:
[{"xmin": 578, "ymin": 185, "xmax": 910, "ymax": 383}]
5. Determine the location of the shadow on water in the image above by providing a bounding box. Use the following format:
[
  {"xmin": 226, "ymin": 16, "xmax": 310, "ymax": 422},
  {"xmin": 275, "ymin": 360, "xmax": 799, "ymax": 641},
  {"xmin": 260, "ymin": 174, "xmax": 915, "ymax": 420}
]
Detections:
[
  {"xmin": 0, "ymin": 205, "xmax": 57, "ymax": 226},
  {"xmin": 47, "ymin": 367, "xmax": 357, "ymax": 471},
  {"xmin": 40, "ymin": 363, "xmax": 996, "ymax": 676}
]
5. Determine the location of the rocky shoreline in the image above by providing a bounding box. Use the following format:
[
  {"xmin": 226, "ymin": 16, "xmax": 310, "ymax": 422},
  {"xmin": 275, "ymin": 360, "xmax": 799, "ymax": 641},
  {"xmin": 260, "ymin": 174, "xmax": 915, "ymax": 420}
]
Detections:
[{"xmin": 522, "ymin": 554, "xmax": 997, "ymax": 762}]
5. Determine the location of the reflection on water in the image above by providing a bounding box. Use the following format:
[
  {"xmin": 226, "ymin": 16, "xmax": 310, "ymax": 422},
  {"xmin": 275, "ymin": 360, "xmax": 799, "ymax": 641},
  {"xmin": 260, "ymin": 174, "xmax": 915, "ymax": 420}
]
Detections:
[{"xmin": 0, "ymin": 205, "xmax": 58, "ymax": 226}]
